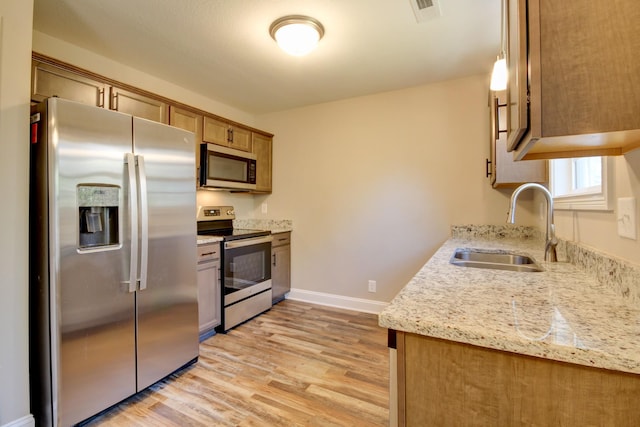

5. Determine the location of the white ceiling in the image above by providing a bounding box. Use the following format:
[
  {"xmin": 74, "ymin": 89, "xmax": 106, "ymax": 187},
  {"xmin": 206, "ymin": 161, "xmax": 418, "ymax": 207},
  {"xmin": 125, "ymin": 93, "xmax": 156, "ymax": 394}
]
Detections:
[{"xmin": 33, "ymin": 0, "xmax": 500, "ymax": 115}]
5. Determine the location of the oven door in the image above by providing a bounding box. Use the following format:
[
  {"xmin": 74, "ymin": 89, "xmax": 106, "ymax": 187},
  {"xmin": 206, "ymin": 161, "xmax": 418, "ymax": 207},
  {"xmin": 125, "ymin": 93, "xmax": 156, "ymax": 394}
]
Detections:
[{"xmin": 223, "ymin": 236, "xmax": 272, "ymax": 305}]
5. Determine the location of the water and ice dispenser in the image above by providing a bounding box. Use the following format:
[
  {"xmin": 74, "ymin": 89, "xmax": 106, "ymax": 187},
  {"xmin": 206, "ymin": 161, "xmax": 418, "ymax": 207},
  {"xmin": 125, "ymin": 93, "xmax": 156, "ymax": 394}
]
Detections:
[{"xmin": 77, "ymin": 185, "xmax": 119, "ymax": 249}]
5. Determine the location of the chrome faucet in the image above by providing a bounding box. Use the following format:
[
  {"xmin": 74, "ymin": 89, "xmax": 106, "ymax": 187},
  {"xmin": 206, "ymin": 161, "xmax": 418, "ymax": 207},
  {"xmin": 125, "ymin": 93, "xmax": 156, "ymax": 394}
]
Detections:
[{"xmin": 507, "ymin": 183, "xmax": 558, "ymax": 262}]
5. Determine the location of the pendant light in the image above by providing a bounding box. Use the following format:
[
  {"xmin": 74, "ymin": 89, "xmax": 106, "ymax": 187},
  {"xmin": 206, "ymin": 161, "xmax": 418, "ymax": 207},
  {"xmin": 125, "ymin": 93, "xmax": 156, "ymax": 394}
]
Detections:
[
  {"xmin": 490, "ymin": 0, "xmax": 507, "ymax": 91},
  {"xmin": 269, "ymin": 15, "xmax": 325, "ymax": 57}
]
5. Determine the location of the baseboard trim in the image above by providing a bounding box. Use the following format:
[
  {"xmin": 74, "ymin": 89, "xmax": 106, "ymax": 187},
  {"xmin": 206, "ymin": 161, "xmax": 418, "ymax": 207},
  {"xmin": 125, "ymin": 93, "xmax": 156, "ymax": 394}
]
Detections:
[
  {"xmin": 286, "ymin": 288, "xmax": 389, "ymax": 314},
  {"xmin": 1, "ymin": 415, "xmax": 35, "ymax": 427}
]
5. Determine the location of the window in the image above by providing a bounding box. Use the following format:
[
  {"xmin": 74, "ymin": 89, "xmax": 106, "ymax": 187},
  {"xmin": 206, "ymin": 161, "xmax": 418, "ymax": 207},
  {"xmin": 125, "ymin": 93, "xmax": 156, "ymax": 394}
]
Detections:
[{"xmin": 550, "ymin": 156, "xmax": 613, "ymax": 211}]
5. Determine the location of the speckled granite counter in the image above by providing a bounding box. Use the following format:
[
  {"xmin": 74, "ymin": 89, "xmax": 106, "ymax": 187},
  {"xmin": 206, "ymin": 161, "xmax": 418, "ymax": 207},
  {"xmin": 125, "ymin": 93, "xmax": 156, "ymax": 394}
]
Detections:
[
  {"xmin": 196, "ymin": 235, "xmax": 223, "ymax": 245},
  {"xmin": 379, "ymin": 225, "xmax": 640, "ymax": 375},
  {"xmin": 233, "ymin": 219, "xmax": 293, "ymax": 234}
]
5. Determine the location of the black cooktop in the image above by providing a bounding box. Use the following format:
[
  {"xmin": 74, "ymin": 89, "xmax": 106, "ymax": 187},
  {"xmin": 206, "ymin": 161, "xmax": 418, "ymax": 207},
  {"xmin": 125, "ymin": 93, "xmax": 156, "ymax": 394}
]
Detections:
[{"xmin": 197, "ymin": 219, "xmax": 270, "ymax": 241}]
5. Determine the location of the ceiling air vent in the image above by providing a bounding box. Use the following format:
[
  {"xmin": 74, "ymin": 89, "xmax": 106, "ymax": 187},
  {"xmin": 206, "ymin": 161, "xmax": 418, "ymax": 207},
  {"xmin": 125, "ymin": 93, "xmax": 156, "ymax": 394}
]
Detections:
[{"xmin": 410, "ymin": 0, "xmax": 442, "ymax": 23}]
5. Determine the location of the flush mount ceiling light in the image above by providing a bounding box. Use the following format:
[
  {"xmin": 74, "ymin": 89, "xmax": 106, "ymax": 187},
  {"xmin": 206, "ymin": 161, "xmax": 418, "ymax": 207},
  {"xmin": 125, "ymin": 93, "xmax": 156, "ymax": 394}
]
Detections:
[{"xmin": 269, "ymin": 15, "xmax": 325, "ymax": 57}]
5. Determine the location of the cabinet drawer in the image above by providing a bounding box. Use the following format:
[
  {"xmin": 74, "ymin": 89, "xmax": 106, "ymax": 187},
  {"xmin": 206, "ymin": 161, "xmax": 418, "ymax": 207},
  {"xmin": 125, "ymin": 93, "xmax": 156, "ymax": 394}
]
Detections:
[
  {"xmin": 272, "ymin": 232, "xmax": 291, "ymax": 247},
  {"xmin": 197, "ymin": 243, "xmax": 220, "ymax": 262}
]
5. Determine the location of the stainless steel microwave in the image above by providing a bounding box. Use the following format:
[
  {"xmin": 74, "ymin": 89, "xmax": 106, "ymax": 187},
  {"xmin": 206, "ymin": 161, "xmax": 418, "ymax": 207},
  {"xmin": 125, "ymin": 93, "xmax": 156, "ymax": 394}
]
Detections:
[{"xmin": 199, "ymin": 144, "xmax": 257, "ymax": 190}]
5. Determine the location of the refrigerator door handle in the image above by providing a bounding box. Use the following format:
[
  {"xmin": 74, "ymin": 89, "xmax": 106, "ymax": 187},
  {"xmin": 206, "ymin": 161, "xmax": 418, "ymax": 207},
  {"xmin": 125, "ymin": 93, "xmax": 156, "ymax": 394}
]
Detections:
[
  {"xmin": 125, "ymin": 153, "xmax": 139, "ymax": 293},
  {"xmin": 137, "ymin": 155, "xmax": 149, "ymax": 291}
]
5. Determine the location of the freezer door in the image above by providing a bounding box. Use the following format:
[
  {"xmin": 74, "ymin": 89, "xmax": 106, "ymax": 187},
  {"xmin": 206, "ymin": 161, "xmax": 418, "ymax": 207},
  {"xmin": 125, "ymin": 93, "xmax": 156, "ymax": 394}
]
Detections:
[
  {"xmin": 45, "ymin": 98, "xmax": 137, "ymax": 426},
  {"xmin": 133, "ymin": 117, "xmax": 199, "ymax": 390}
]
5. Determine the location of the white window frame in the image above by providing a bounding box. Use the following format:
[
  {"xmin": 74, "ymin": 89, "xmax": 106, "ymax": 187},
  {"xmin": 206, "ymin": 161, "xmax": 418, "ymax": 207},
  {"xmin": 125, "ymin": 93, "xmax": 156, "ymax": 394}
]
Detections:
[{"xmin": 550, "ymin": 156, "xmax": 614, "ymax": 211}]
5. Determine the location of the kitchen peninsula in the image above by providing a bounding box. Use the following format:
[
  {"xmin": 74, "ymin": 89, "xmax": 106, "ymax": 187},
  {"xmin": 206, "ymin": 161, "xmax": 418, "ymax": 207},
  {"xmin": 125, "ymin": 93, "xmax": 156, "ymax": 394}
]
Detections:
[{"xmin": 380, "ymin": 225, "xmax": 640, "ymax": 426}]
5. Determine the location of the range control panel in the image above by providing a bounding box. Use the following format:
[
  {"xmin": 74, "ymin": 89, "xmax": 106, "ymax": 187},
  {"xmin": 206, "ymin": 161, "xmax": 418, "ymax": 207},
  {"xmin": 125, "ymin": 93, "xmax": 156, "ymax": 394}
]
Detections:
[{"xmin": 197, "ymin": 206, "xmax": 235, "ymax": 221}]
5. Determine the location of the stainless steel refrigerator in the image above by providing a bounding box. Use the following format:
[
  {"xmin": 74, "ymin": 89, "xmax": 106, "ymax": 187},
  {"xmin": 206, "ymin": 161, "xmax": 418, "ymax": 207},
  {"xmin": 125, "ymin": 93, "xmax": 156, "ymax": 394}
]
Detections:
[{"xmin": 29, "ymin": 98, "xmax": 199, "ymax": 427}]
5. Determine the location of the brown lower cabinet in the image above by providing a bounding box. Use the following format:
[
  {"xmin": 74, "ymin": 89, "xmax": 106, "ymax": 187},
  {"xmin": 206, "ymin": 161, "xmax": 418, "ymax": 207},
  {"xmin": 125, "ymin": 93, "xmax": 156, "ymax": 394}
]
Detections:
[
  {"xmin": 393, "ymin": 331, "xmax": 640, "ymax": 426},
  {"xmin": 271, "ymin": 232, "xmax": 291, "ymax": 304},
  {"xmin": 197, "ymin": 242, "xmax": 221, "ymax": 340}
]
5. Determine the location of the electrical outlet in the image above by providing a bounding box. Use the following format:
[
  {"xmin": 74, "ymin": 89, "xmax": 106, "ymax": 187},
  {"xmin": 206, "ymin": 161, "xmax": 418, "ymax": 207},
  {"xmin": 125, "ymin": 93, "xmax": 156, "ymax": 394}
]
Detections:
[
  {"xmin": 368, "ymin": 280, "xmax": 377, "ymax": 293},
  {"xmin": 261, "ymin": 203, "xmax": 268, "ymax": 214},
  {"xmin": 617, "ymin": 197, "xmax": 637, "ymax": 240}
]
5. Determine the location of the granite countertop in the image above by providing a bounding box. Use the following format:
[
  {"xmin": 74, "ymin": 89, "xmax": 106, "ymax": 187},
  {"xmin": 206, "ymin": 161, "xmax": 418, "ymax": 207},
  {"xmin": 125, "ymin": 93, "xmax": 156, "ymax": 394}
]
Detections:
[
  {"xmin": 197, "ymin": 235, "xmax": 223, "ymax": 245},
  {"xmin": 233, "ymin": 218, "xmax": 293, "ymax": 234},
  {"xmin": 196, "ymin": 219, "xmax": 293, "ymax": 245},
  {"xmin": 379, "ymin": 228, "xmax": 640, "ymax": 375}
]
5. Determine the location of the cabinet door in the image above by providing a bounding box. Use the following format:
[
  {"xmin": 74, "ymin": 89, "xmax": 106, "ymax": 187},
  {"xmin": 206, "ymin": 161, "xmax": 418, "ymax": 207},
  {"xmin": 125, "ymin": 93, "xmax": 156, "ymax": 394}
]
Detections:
[
  {"xmin": 489, "ymin": 91, "xmax": 547, "ymax": 188},
  {"xmin": 197, "ymin": 258, "xmax": 221, "ymax": 337},
  {"xmin": 31, "ymin": 61, "xmax": 106, "ymax": 106},
  {"xmin": 109, "ymin": 86, "xmax": 168, "ymax": 123},
  {"xmin": 252, "ymin": 133, "xmax": 273, "ymax": 193},
  {"xmin": 229, "ymin": 126, "xmax": 252, "ymax": 152},
  {"xmin": 203, "ymin": 116, "xmax": 252, "ymax": 152},
  {"xmin": 506, "ymin": 0, "xmax": 529, "ymax": 151},
  {"xmin": 203, "ymin": 116, "xmax": 230, "ymax": 147},
  {"xmin": 271, "ymin": 234, "xmax": 291, "ymax": 304},
  {"xmin": 170, "ymin": 106, "xmax": 203, "ymax": 179}
]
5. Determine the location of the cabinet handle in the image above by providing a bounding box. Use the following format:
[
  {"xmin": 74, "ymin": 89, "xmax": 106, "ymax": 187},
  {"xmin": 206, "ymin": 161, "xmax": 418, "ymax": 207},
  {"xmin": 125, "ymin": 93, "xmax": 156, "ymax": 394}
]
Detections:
[
  {"xmin": 493, "ymin": 97, "xmax": 500, "ymax": 141},
  {"xmin": 111, "ymin": 91, "xmax": 118, "ymax": 111},
  {"xmin": 272, "ymin": 253, "xmax": 277, "ymax": 267},
  {"xmin": 495, "ymin": 98, "xmax": 508, "ymax": 135},
  {"xmin": 200, "ymin": 251, "xmax": 216, "ymax": 256},
  {"xmin": 486, "ymin": 159, "xmax": 492, "ymax": 177},
  {"xmin": 98, "ymin": 88, "xmax": 105, "ymax": 107},
  {"xmin": 227, "ymin": 128, "xmax": 233, "ymax": 143}
]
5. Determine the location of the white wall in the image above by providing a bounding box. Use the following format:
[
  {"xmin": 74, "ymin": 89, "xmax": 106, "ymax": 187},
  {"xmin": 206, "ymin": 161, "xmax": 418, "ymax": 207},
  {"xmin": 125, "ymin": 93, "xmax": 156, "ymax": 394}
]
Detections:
[
  {"xmin": 32, "ymin": 31, "xmax": 541, "ymax": 305},
  {"xmin": 555, "ymin": 150, "xmax": 640, "ymax": 265},
  {"xmin": 18, "ymin": 9, "xmax": 639, "ymax": 425},
  {"xmin": 0, "ymin": 1, "xmax": 35, "ymax": 426},
  {"xmin": 255, "ymin": 75, "xmax": 536, "ymax": 302}
]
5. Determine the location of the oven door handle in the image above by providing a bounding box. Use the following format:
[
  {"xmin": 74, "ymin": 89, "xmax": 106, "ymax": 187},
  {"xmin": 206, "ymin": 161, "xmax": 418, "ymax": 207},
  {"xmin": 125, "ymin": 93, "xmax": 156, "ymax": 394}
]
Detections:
[{"xmin": 224, "ymin": 235, "xmax": 273, "ymax": 249}]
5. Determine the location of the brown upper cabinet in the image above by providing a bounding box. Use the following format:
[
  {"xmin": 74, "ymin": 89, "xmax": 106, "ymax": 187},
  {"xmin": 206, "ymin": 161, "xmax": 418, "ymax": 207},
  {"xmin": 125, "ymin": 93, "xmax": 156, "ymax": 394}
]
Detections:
[
  {"xmin": 252, "ymin": 133, "xmax": 273, "ymax": 193},
  {"xmin": 488, "ymin": 90, "xmax": 546, "ymax": 188},
  {"xmin": 169, "ymin": 106, "xmax": 204, "ymax": 176},
  {"xmin": 109, "ymin": 86, "xmax": 168, "ymax": 124},
  {"xmin": 203, "ymin": 116, "xmax": 252, "ymax": 152},
  {"xmin": 32, "ymin": 57, "xmax": 168, "ymax": 124},
  {"xmin": 32, "ymin": 60, "xmax": 107, "ymax": 107},
  {"xmin": 31, "ymin": 53, "xmax": 274, "ymax": 192},
  {"xmin": 507, "ymin": 0, "xmax": 640, "ymax": 160}
]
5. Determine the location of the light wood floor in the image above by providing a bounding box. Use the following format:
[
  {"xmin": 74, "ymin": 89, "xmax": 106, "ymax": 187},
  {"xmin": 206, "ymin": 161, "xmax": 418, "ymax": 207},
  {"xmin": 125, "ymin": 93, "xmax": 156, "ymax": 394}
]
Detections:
[{"xmin": 85, "ymin": 300, "xmax": 390, "ymax": 426}]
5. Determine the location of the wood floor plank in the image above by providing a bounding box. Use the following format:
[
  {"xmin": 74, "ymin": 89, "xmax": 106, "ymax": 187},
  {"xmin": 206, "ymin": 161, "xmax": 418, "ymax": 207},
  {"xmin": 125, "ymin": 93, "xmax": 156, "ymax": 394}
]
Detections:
[{"xmin": 83, "ymin": 300, "xmax": 389, "ymax": 426}]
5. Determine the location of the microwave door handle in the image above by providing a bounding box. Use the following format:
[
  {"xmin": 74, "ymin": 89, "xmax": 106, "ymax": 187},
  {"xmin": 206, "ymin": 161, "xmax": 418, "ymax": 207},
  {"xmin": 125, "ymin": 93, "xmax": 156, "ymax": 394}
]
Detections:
[
  {"xmin": 125, "ymin": 153, "xmax": 139, "ymax": 293},
  {"xmin": 137, "ymin": 155, "xmax": 149, "ymax": 291}
]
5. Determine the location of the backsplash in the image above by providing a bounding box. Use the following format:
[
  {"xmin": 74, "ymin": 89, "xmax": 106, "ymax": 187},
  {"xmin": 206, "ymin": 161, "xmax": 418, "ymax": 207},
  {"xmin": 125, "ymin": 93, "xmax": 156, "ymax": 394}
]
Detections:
[
  {"xmin": 451, "ymin": 224, "xmax": 542, "ymax": 241},
  {"xmin": 452, "ymin": 225, "xmax": 640, "ymax": 305},
  {"xmin": 563, "ymin": 240, "xmax": 640, "ymax": 305}
]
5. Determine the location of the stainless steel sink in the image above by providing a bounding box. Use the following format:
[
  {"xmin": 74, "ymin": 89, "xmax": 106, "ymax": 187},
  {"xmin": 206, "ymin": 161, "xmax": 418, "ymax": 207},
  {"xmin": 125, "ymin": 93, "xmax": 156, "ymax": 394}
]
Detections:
[{"xmin": 450, "ymin": 248, "xmax": 543, "ymax": 272}]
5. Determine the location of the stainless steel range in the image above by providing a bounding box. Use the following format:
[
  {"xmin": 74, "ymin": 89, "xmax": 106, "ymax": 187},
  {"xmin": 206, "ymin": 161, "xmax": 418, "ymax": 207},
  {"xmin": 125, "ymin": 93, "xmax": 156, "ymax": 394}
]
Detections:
[{"xmin": 197, "ymin": 206, "xmax": 272, "ymax": 332}]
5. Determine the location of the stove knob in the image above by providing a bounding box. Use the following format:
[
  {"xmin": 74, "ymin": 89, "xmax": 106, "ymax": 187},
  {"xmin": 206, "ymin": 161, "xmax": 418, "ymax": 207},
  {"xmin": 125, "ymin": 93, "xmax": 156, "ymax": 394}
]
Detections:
[{"xmin": 227, "ymin": 209, "xmax": 234, "ymax": 215}]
